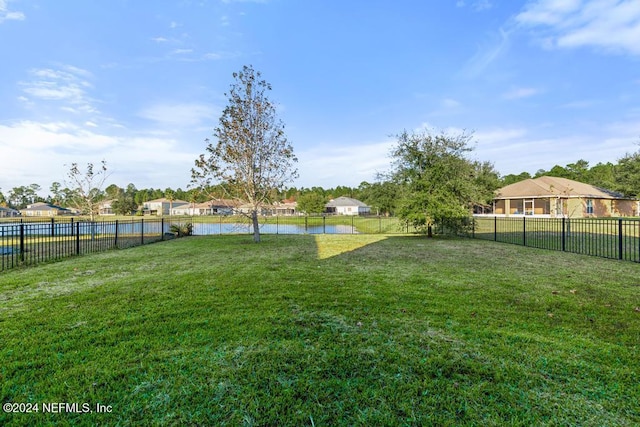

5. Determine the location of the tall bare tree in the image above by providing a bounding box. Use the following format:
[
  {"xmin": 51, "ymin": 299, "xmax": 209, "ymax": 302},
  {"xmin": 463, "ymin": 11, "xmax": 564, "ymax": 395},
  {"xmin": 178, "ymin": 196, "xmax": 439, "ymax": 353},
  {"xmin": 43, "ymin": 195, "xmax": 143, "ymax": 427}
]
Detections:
[
  {"xmin": 66, "ymin": 160, "xmax": 110, "ymax": 221},
  {"xmin": 192, "ymin": 65, "xmax": 298, "ymax": 242}
]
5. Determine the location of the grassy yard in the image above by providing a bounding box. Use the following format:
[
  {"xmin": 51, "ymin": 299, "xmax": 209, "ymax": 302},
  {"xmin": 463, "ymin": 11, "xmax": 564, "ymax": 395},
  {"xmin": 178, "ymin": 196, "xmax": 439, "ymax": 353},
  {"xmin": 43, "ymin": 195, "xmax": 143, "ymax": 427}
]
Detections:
[{"xmin": 1, "ymin": 235, "xmax": 639, "ymax": 426}]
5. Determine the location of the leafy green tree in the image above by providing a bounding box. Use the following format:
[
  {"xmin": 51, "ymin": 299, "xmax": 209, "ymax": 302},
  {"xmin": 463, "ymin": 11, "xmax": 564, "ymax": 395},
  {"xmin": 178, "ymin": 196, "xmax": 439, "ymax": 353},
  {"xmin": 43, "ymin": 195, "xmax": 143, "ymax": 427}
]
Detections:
[
  {"xmin": 566, "ymin": 159, "xmax": 590, "ymax": 182},
  {"xmin": 358, "ymin": 180, "xmax": 399, "ymax": 216},
  {"xmin": 192, "ymin": 65, "xmax": 298, "ymax": 243},
  {"xmin": 388, "ymin": 129, "xmax": 485, "ymax": 237},
  {"xmin": 473, "ymin": 160, "xmax": 501, "ymax": 204},
  {"xmin": 111, "ymin": 195, "xmax": 138, "ymax": 215},
  {"xmin": 501, "ymin": 172, "xmax": 531, "ymax": 186},
  {"xmin": 296, "ymin": 192, "xmax": 327, "ymax": 214},
  {"xmin": 9, "ymin": 184, "xmax": 42, "ymax": 209},
  {"xmin": 615, "ymin": 148, "xmax": 640, "ymax": 197},
  {"xmin": 588, "ymin": 162, "xmax": 616, "ymax": 190},
  {"xmin": 105, "ymin": 184, "xmax": 123, "ymax": 200}
]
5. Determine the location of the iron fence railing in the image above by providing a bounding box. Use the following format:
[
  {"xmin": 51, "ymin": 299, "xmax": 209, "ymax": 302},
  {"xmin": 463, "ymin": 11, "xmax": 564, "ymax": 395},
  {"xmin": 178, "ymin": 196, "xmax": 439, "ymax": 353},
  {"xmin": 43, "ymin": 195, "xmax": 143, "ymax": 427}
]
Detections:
[
  {"xmin": 468, "ymin": 216, "xmax": 640, "ymax": 263},
  {"xmin": 5, "ymin": 215, "xmax": 636, "ymax": 272},
  {"xmin": 0, "ymin": 217, "xmax": 189, "ymax": 272},
  {"xmin": 0, "ymin": 215, "xmax": 414, "ymax": 272}
]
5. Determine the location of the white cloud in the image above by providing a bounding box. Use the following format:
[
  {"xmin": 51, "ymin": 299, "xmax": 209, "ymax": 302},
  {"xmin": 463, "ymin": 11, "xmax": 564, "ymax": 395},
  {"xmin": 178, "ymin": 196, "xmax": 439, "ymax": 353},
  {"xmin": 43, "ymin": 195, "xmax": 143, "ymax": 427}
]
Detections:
[
  {"xmin": 502, "ymin": 87, "xmax": 540, "ymax": 100},
  {"xmin": 171, "ymin": 48, "xmax": 193, "ymax": 55},
  {"xmin": 19, "ymin": 66, "xmax": 98, "ymax": 115},
  {"xmin": 442, "ymin": 98, "xmax": 461, "ymax": 108},
  {"xmin": 0, "ymin": 120, "xmax": 197, "ymax": 190},
  {"xmin": 460, "ymin": 27, "xmax": 511, "ymax": 78},
  {"xmin": 455, "ymin": 0, "xmax": 493, "ymax": 11},
  {"xmin": 296, "ymin": 140, "xmax": 395, "ymax": 187},
  {"xmin": 0, "ymin": 0, "xmax": 24, "ymax": 23},
  {"xmin": 474, "ymin": 0, "xmax": 493, "ymax": 11},
  {"xmin": 516, "ymin": 0, "xmax": 640, "ymax": 56},
  {"xmin": 138, "ymin": 103, "xmax": 218, "ymax": 128}
]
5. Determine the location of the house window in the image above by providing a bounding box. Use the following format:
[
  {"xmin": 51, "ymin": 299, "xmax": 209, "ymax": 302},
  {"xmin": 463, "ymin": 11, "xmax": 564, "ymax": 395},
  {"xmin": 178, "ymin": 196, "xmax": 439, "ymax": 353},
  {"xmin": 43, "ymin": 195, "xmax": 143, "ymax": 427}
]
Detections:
[{"xmin": 586, "ymin": 199, "xmax": 594, "ymax": 215}]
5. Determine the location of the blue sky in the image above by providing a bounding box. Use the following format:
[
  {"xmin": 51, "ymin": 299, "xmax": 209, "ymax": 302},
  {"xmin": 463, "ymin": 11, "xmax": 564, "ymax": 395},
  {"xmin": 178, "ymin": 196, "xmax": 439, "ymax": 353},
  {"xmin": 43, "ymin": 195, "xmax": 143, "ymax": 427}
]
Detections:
[{"xmin": 1, "ymin": 0, "xmax": 639, "ymax": 194}]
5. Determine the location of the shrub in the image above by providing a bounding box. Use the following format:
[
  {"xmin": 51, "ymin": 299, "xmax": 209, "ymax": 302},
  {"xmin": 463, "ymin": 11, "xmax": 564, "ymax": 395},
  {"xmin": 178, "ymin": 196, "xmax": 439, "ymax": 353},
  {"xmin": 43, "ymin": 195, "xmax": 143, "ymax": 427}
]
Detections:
[{"xmin": 169, "ymin": 223, "xmax": 193, "ymax": 237}]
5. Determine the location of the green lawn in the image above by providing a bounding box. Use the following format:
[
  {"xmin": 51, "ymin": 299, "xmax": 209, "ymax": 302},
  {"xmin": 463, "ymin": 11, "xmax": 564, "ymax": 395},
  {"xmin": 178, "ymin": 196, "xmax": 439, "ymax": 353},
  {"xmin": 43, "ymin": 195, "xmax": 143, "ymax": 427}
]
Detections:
[{"xmin": 1, "ymin": 235, "xmax": 639, "ymax": 426}]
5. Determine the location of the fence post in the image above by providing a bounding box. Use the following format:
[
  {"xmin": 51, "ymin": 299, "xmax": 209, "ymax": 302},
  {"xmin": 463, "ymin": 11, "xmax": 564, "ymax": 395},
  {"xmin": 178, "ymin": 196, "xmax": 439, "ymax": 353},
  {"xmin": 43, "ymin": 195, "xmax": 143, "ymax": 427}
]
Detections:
[
  {"xmin": 618, "ymin": 219, "xmax": 623, "ymax": 261},
  {"xmin": 523, "ymin": 216, "xmax": 527, "ymax": 247},
  {"xmin": 141, "ymin": 218, "xmax": 144, "ymax": 245},
  {"xmin": 70, "ymin": 217, "xmax": 74, "ymax": 236},
  {"xmin": 352, "ymin": 216, "xmax": 355, "ymax": 234},
  {"xmin": 51, "ymin": 218, "xmax": 55, "ymax": 237},
  {"xmin": 379, "ymin": 216, "xmax": 382, "ymax": 234},
  {"xmin": 494, "ymin": 216, "xmax": 497, "ymax": 241},
  {"xmin": 75, "ymin": 222, "xmax": 80, "ymax": 255},
  {"xmin": 305, "ymin": 216, "xmax": 308, "ymax": 233},
  {"xmin": 323, "ymin": 216, "xmax": 326, "ymax": 234},
  {"xmin": 19, "ymin": 223, "xmax": 25, "ymax": 263},
  {"xmin": 561, "ymin": 217, "xmax": 566, "ymax": 252},
  {"xmin": 161, "ymin": 218, "xmax": 165, "ymax": 240},
  {"xmin": 114, "ymin": 220, "xmax": 119, "ymax": 248}
]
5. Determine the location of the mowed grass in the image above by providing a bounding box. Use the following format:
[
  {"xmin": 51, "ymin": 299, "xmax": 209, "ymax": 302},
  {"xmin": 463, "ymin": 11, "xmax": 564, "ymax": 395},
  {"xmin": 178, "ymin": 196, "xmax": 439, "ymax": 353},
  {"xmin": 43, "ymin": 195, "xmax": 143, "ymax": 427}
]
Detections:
[{"xmin": 1, "ymin": 235, "xmax": 639, "ymax": 426}]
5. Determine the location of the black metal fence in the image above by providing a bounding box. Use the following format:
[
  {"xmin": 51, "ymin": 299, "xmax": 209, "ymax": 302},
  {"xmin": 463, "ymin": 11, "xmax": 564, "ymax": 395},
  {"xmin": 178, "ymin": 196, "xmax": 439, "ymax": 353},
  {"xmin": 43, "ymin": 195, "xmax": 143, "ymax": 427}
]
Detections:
[
  {"xmin": 0, "ymin": 216, "xmax": 413, "ymax": 272},
  {"xmin": 0, "ymin": 217, "xmax": 190, "ymax": 272},
  {"xmin": 469, "ymin": 216, "xmax": 640, "ymax": 263},
  {"xmin": 6, "ymin": 215, "xmax": 635, "ymax": 272}
]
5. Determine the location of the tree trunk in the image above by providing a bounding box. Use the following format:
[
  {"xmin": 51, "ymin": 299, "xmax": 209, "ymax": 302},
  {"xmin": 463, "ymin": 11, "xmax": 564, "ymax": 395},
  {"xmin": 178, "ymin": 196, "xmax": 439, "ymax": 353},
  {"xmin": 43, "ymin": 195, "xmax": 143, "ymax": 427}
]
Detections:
[
  {"xmin": 252, "ymin": 209, "xmax": 261, "ymax": 243},
  {"xmin": 427, "ymin": 224, "xmax": 433, "ymax": 238}
]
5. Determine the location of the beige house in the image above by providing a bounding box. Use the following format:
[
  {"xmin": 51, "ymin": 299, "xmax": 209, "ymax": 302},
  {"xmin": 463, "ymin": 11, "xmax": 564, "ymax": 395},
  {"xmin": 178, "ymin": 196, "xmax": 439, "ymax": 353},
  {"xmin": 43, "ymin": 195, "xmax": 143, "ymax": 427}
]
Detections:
[
  {"xmin": 20, "ymin": 202, "xmax": 74, "ymax": 217},
  {"xmin": 171, "ymin": 199, "xmax": 237, "ymax": 216},
  {"xmin": 492, "ymin": 176, "xmax": 638, "ymax": 218}
]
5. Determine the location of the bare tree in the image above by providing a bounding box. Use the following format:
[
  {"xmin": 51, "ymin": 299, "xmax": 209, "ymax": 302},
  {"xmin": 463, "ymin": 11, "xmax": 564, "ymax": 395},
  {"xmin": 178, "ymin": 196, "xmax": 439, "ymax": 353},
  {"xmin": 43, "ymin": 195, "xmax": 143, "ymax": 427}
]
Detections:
[
  {"xmin": 192, "ymin": 65, "xmax": 298, "ymax": 242},
  {"xmin": 66, "ymin": 160, "xmax": 110, "ymax": 221}
]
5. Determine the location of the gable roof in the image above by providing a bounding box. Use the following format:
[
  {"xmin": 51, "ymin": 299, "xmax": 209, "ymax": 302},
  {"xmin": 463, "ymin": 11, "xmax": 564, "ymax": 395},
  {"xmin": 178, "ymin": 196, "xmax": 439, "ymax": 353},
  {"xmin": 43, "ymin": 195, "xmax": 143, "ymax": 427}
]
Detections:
[
  {"xmin": 496, "ymin": 176, "xmax": 629, "ymax": 200},
  {"xmin": 145, "ymin": 198, "xmax": 189, "ymax": 204},
  {"xmin": 21, "ymin": 202, "xmax": 72, "ymax": 212},
  {"xmin": 326, "ymin": 196, "xmax": 369, "ymax": 208}
]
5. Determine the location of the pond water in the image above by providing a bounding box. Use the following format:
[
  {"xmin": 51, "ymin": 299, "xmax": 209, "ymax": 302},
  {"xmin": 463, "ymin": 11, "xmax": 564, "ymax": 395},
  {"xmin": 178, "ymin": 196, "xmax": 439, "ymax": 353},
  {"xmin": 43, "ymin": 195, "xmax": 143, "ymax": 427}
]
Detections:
[
  {"xmin": 0, "ymin": 221, "xmax": 356, "ymax": 236},
  {"xmin": 192, "ymin": 223, "xmax": 355, "ymax": 235}
]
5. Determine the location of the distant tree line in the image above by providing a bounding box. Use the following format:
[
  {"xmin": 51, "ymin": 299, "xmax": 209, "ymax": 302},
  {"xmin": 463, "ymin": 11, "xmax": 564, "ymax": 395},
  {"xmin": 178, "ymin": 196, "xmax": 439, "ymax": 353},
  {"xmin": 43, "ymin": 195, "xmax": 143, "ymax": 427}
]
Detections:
[{"xmin": 1, "ymin": 145, "xmax": 639, "ymax": 217}]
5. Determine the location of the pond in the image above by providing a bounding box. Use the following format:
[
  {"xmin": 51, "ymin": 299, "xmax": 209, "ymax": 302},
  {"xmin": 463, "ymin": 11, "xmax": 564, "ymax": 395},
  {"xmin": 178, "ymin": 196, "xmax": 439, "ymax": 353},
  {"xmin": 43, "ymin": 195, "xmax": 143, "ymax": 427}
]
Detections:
[
  {"xmin": 0, "ymin": 221, "xmax": 356, "ymax": 236},
  {"xmin": 192, "ymin": 223, "xmax": 355, "ymax": 235}
]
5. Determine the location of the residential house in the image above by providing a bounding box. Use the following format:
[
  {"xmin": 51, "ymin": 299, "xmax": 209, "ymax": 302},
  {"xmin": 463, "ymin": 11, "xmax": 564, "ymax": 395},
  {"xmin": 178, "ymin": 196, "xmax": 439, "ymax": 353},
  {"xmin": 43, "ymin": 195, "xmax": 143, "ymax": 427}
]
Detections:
[
  {"xmin": 325, "ymin": 197, "xmax": 371, "ymax": 216},
  {"xmin": 0, "ymin": 206, "xmax": 20, "ymax": 218},
  {"xmin": 171, "ymin": 199, "xmax": 237, "ymax": 216},
  {"xmin": 142, "ymin": 198, "xmax": 189, "ymax": 216},
  {"xmin": 98, "ymin": 200, "xmax": 116, "ymax": 216},
  {"xmin": 491, "ymin": 176, "xmax": 638, "ymax": 218},
  {"xmin": 20, "ymin": 202, "xmax": 74, "ymax": 217},
  {"xmin": 272, "ymin": 200, "xmax": 298, "ymax": 216}
]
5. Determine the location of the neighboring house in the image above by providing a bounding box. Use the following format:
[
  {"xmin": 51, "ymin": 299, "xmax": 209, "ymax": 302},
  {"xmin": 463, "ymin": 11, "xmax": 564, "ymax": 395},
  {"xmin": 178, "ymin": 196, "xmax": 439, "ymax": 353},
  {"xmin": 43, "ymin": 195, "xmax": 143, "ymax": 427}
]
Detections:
[
  {"xmin": 20, "ymin": 202, "xmax": 74, "ymax": 217},
  {"xmin": 272, "ymin": 200, "xmax": 298, "ymax": 216},
  {"xmin": 325, "ymin": 197, "xmax": 371, "ymax": 216},
  {"xmin": 142, "ymin": 198, "xmax": 189, "ymax": 216},
  {"xmin": 0, "ymin": 206, "xmax": 20, "ymax": 218},
  {"xmin": 98, "ymin": 200, "xmax": 116, "ymax": 216},
  {"xmin": 491, "ymin": 176, "xmax": 639, "ymax": 218},
  {"xmin": 171, "ymin": 199, "xmax": 237, "ymax": 216},
  {"xmin": 236, "ymin": 202, "xmax": 276, "ymax": 216}
]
